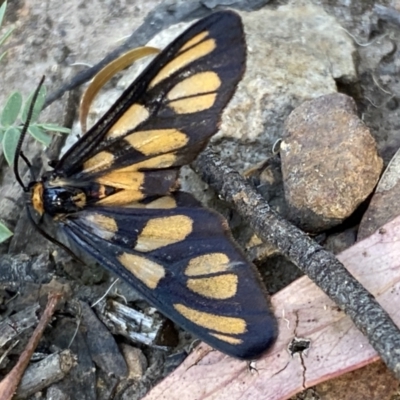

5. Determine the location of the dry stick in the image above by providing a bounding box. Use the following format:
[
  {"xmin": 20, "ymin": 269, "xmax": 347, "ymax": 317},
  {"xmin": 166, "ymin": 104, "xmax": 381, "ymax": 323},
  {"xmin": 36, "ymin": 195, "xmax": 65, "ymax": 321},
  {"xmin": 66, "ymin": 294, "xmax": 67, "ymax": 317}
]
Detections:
[
  {"xmin": 194, "ymin": 148, "xmax": 400, "ymax": 380},
  {"xmin": 15, "ymin": 350, "xmax": 76, "ymax": 399},
  {"xmin": 0, "ymin": 293, "xmax": 62, "ymax": 400}
]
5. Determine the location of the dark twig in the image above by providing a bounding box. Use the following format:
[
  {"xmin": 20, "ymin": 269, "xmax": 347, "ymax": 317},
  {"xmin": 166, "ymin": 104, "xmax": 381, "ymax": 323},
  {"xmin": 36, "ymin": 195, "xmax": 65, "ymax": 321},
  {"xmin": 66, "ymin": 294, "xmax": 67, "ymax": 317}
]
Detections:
[{"xmin": 194, "ymin": 148, "xmax": 400, "ymax": 380}]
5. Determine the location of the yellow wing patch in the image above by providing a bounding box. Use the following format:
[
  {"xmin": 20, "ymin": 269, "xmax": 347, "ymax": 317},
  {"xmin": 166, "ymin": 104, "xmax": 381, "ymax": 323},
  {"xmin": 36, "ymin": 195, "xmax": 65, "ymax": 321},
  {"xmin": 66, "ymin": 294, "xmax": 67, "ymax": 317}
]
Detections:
[
  {"xmin": 106, "ymin": 104, "xmax": 149, "ymax": 140},
  {"xmin": 167, "ymin": 71, "xmax": 221, "ymax": 100},
  {"xmin": 169, "ymin": 93, "xmax": 217, "ymax": 114},
  {"xmin": 167, "ymin": 71, "xmax": 221, "ymax": 114},
  {"xmin": 96, "ymin": 171, "xmax": 144, "ymax": 189},
  {"xmin": 187, "ymin": 274, "xmax": 238, "ymax": 299},
  {"xmin": 178, "ymin": 31, "xmax": 209, "ymax": 52},
  {"xmin": 118, "ymin": 252, "xmax": 165, "ymax": 289},
  {"xmin": 96, "ymin": 190, "xmax": 144, "ymax": 205},
  {"xmin": 88, "ymin": 153, "xmax": 176, "ymax": 176},
  {"xmin": 149, "ymin": 38, "xmax": 216, "ymax": 88},
  {"xmin": 84, "ymin": 151, "xmax": 114, "ymax": 173},
  {"xmin": 135, "ymin": 215, "xmax": 193, "ymax": 252},
  {"xmin": 83, "ymin": 213, "xmax": 118, "ymax": 240},
  {"xmin": 125, "ymin": 129, "xmax": 188, "ymax": 156},
  {"xmin": 123, "ymin": 196, "xmax": 177, "ymax": 209},
  {"xmin": 144, "ymin": 196, "xmax": 177, "ymax": 209},
  {"xmin": 210, "ymin": 333, "xmax": 243, "ymax": 345},
  {"xmin": 185, "ymin": 253, "xmax": 230, "ymax": 276},
  {"xmin": 133, "ymin": 153, "xmax": 177, "ymax": 170},
  {"xmin": 174, "ymin": 304, "xmax": 247, "ymax": 334}
]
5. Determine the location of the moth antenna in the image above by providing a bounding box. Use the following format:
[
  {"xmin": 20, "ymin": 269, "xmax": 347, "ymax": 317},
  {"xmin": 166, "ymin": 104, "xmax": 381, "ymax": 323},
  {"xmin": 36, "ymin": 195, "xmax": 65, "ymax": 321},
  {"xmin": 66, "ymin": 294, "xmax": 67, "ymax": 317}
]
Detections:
[
  {"xmin": 13, "ymin": 76, "xmax": 45, "ymax": 192},
  {"xmin": 19, "ymin": 151, "xmax": 32, "ymax": 169},
  {"xmin": 19, "ymin": 150, "xmax": 38, "ymax": 182}
]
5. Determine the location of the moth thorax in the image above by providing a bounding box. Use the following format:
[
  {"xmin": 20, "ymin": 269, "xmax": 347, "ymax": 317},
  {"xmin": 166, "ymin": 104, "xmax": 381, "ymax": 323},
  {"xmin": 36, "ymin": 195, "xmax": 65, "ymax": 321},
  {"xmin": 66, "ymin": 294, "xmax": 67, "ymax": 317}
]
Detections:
[{"xmin": 40, "ymin": 184, "xmax": 87, "ymax": 216}]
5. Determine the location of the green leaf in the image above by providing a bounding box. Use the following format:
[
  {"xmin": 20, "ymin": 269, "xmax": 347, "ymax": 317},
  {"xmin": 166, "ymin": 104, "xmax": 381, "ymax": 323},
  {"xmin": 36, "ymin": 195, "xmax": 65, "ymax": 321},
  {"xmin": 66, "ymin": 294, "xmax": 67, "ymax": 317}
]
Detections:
[
  {"xmin": 0, "ymin": 1, "xmax": 7, "ymax": 28},
  {"xmin": 1, "ymin": 91, "xmax": 22, "ymax": 127},
  {"xmin": 28, "ymin": 125, "xmax": 52, "ymax": 146},
  {"xmin": 0, "ymin": 222, "xmax": 13, "ymax": 243},
  {"xmin": 0, "ymin": 51, "xmax": 6, "ymax": 63},
  {"xmin": 21, "ymin": 85, "xmax": 47, "ymax": 123},
  {"xmin": 38, "ymin": 123, "xmax": 71, "ymax": 134},
  {"xmin": 2, "ymin": 126, "xmax": 20, "ymax": 166},
  {"xmin": 0, "ymin": 27, "xmax": 14, "ymax": 48}
]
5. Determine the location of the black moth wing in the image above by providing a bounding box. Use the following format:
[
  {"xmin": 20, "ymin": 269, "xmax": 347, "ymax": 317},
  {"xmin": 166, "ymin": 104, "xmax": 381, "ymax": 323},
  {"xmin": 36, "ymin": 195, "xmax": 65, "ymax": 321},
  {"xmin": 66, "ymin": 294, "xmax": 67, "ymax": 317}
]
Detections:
[
  {"xmin": 37, "ymin": 11, "xmax": 278, "ymax": 359},
  {"xmin": 53, "ymin": 11, "xmax": 246, "ymax": 185},
  {"xmin": 60, "ymin": 192, "xmax": 277, "ymax": 360}
]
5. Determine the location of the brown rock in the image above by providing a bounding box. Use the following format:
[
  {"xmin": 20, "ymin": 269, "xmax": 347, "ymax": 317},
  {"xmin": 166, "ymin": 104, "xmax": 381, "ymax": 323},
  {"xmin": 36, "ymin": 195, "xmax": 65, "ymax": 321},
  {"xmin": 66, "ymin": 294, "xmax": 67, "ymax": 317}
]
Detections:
[{"xmin": 281, "ymin": 93, "xmax": 382, "ymax": 232}]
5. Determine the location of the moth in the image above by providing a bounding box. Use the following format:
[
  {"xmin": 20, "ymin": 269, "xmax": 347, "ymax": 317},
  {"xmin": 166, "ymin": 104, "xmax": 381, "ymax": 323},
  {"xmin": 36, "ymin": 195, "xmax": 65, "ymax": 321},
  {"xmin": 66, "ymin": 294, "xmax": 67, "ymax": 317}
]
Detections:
[{"xmin": 15, "ymin": 11, "xmax": 277, "ymax": 359}]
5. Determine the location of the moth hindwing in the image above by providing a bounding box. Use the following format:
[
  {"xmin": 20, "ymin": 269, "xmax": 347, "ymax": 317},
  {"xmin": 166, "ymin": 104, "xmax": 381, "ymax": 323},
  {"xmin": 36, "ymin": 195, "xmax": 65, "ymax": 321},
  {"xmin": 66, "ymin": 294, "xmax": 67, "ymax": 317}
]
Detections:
[{"xmin": 26, "ymin": 11, "xmax": 277, "ymax": 359}]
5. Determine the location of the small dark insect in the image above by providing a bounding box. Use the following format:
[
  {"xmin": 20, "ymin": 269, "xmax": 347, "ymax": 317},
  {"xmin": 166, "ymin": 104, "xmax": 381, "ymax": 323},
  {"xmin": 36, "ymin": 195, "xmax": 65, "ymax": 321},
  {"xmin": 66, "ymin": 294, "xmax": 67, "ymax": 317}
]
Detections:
[{"xmin": 14, "ymin": 11, "xmax": 277, "ymax": 359}]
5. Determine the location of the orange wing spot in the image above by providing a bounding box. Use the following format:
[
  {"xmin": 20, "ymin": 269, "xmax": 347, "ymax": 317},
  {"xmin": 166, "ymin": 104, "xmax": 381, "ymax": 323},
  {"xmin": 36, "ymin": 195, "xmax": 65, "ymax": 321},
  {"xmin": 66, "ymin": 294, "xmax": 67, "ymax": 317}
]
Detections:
[
  {"xmin": 169, "ymin": 93, "xmax": 217, "ymax": 114},
  {"xmin": 185, "ymin": 253, "xmax": 230, "ymax": 276},
  {"xmin": 174, "ymin": 304, "xmax": 247, "ymax": 334},
  {"xmin": 210, "ymin": 333, "xmax": 243, "ymax": 345},
  {"xmin": 149, "ymin": 38, "xmax": 216, "ymax": 88},
  {"xmin": 106, "ymin": 104, "xmax": 149, "ymax": 140},
  {"xmin": 118, "ymin": 252, "xmax": 165, "ymax": 289},
  {"xmin": 167, "ymin": 71, "xmax": 221, "ymax": 101},
  {"xmin": 135, "ymin": 215, "xmax": 193, "ymax": 252},
  {"xmin": 178, "ymin": 31, "xmax": 209, "ymax": 52},
  {"xmin": 31, "ymin": 183, "xmax": 44, "ymax": 215},
  {"xmin": 96, "ymin": 190, "xmax": 144, "ymax": 205},
  {"xmin": 125, "ymin": 129, "xmax": 188, "ymax": 156},
  {"xmin": 83, "ymin": 151, "xmax": 114, "ymax": 174},
  {"xmin": 96, "ymin": 171, "xmax": 145, "ymax": 190},
  {"xmin": 187, "ymin": 274, "xmax": 238, "ymax": 299}
]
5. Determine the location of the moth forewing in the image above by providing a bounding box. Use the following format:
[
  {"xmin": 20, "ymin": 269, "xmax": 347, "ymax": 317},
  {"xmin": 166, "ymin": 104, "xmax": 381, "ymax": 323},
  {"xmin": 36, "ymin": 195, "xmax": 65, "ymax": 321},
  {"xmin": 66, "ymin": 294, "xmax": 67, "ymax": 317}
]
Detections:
[{"xmin": 24, "ymin": 11, "xmax": 277, "ymax": 360}]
